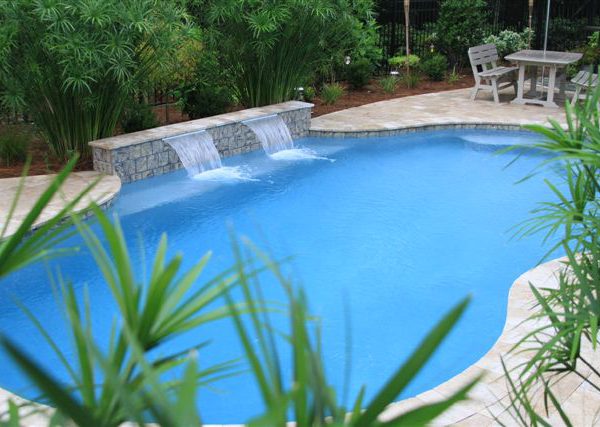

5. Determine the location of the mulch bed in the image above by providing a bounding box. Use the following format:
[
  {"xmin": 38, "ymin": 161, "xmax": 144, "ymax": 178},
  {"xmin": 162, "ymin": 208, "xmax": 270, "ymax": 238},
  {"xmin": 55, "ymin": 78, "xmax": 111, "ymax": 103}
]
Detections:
[
  {"xmin": 0, "ymin": 73, "xmax": 475, "ymax": 178},
  {"xmin": 311, "ymin": 75, "xmax": 474, "ymax": 117}
]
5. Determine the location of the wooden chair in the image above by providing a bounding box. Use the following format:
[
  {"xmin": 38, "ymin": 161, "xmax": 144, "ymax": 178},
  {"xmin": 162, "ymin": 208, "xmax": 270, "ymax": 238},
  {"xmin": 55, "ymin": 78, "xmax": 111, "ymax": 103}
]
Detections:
[
  {"xmin": 571, "ymin": 70, "xmax": 599, "ymax": 106},
  {"xmin": 468, "ymin": 44, "xmax": 518, "ymax": 104}
]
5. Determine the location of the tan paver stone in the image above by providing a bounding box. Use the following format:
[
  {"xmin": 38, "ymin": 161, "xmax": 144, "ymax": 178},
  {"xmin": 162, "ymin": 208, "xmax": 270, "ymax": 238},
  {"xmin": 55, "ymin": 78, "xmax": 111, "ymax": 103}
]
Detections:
[{"xmin": 0, "ymin": 172, "xmax": 121, "ymax": 238}]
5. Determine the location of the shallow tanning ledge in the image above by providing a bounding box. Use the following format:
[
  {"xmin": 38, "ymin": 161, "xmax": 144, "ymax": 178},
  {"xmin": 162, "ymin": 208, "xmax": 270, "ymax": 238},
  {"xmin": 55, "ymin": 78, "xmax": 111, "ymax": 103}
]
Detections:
[{"xmin": 89, "ymin": 101, "xmax": 313, "ymax": 183}]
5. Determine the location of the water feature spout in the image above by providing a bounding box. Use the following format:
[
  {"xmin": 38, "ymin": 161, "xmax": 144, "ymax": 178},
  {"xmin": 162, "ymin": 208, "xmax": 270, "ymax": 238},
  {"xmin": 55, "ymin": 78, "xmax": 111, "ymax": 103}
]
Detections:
[
  {"xmin": 163, "ymin": 130, "xmax": 222, "ymax": 177},
  {"xmin": 243, "ymin": 114, "xmax": 294, "ymax": 155}
]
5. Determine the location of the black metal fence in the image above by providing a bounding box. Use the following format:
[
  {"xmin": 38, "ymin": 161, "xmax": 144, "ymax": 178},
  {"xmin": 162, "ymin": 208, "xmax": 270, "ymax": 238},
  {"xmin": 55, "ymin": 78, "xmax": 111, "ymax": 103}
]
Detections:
[{"xmin": 376, "ymin": 0, "xmax": 600, "ymax": 62}]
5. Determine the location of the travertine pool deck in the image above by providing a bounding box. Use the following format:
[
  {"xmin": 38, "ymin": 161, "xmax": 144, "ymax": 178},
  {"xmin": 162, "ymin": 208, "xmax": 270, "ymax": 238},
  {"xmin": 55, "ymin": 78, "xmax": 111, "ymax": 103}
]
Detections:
[
  {"xmin": 0, "ymin": 172, "xmax": 121, "ymax": 238},
  {"xmin": 311, "ymin": 87, "xmax": 568, "ymax": 135}
]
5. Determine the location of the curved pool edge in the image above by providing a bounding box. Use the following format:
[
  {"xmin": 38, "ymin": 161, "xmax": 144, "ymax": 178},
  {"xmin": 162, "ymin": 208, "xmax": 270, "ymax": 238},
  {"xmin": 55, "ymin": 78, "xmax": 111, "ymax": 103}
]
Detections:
[
  {"xmin": 309, "ymin": 122, "xmax": 542, "ymax": 139},
  {"xmin": 0, "ymin": 172, "xmax": 121, "ymax": 239},
  {"xmin": 379, "ymin": 257, "xmax": 569, "ymax": 426},
  {"xmin": 0, "ymin": 258, "xmax": 568, "ymax": 426}
]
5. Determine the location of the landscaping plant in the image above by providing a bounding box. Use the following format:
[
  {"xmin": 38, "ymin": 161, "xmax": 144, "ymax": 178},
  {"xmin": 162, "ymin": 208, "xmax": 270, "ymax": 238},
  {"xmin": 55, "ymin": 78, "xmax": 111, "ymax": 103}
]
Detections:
[
  {"xmin": 421, "ymin": 54, "xmax": 448, "ymax": 82},
  {"xmin": 320, "ymin": 83, "xmax": 345, "ymax": 105},
  {"xmin": 346, "ymin": 58, "xmax": 374, "ymax": 90},
  {"xmin": 191, "ymin": 0, "xmax": 381, "ymax": 107},
  {"xmin": 435, "ymin": 0, "xmax": 489, "ymax": 66},
  {"xmin": 379, "ymin": 76, "xmax": 399, "ymax": 94},
  {"xmin": 503, "ymin": 84, "xmax": 600, "ymax": 425},
  {"xmin": 120, "ymin": 102, "xmax": 159, "ymax": 134},
  {"xmin": 0, "ymin": 126, "xmax": 30, "ymax": 166},
  {"xmin": 483, "ymin": 29, "xmax": 534, "ymax": 59},
  {"xmin": 0, "ymin": 0, "xmax": 195, "ymax": 159},
  {"xmin": 0, "ymin": 160, "xmax": 481, "ymax": 426}
]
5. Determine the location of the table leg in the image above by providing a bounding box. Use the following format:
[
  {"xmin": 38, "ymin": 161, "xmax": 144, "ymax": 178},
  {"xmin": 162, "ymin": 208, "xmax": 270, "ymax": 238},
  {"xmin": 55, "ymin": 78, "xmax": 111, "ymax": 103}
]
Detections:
[
  {"xmin": 528, "ymin": 66, "xmax": 538, "ymax": 96},
  {"xmin": 545, "ymin": 64, "xmax": 559, "ymax": 108},
  {"xmin": 511, "ymin": 63, "xmax": 526, "ymax": 104}
]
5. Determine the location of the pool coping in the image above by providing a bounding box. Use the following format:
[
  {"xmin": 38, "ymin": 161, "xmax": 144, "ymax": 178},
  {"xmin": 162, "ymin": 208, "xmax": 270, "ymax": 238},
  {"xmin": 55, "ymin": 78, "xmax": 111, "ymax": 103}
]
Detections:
[{"xmin": 0, "ymin": 172, "xmax": 121, "ymax": 240}]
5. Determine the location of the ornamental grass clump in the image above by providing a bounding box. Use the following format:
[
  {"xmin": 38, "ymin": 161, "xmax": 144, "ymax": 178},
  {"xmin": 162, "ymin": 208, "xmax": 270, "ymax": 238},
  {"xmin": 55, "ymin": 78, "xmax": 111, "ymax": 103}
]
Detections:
[
  {"xmin": 197, "ymin": 0, "xmax": 381, "ymax": 107},
  {"xmin": 0, "ymin": 0, "xmax": 195, "ymax": 160}
]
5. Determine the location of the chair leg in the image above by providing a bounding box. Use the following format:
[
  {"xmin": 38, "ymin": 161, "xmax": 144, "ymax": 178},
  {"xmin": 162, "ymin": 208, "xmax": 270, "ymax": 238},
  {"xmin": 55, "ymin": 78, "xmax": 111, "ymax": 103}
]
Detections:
[
  {"xmin": 470, "ymin": 83, "xmax": 479, "ymax": 101},
  {"xmin": 491, "ymin": 79, "xmax": 500, "ymax": 104},
  {"xmin": 571, "ymin": 85, "xmax": 582, "ymax": 107}
]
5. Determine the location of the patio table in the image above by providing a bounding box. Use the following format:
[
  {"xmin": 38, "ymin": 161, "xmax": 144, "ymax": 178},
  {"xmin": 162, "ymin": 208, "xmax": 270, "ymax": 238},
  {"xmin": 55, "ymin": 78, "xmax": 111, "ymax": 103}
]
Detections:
[{"xmin": 504, "ymin": 50, "xmax": 582, "ymax": 108}]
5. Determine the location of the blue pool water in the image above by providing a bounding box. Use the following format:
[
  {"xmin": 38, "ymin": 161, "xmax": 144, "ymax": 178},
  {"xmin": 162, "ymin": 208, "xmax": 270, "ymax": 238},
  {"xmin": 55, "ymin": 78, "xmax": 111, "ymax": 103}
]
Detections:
[{"xmin": 0, "ymin": 130, "xmax": 558, "ymax": 422}]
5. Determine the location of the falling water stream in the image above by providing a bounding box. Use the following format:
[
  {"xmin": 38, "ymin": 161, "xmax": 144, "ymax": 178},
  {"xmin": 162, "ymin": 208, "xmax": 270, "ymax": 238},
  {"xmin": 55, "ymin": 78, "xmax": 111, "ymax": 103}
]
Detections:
[{"xmin": 163, "ymin": 130, "xmax": 222, "ymax": 177}]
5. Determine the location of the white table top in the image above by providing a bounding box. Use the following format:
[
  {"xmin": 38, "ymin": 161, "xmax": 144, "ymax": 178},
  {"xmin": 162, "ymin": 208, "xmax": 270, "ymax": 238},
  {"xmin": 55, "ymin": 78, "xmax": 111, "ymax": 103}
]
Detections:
[{"xmin": 505, "ymin": 50, "xmax": 582, "ymax": 65}]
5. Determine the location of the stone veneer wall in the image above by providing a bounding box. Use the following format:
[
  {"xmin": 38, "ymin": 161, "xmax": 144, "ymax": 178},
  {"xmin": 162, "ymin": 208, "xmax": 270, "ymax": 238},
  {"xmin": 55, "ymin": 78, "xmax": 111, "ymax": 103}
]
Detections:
[{"xmin": 90, "ymin": 101, "xmax": 313, "ymax": 183}]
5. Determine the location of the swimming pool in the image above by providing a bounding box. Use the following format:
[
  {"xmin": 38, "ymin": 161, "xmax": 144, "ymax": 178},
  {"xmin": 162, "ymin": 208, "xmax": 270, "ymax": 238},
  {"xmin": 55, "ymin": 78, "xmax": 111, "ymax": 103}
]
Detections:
[{"xmin": 0, "ymin": 129, "xmax": 558, "ymax": 423}]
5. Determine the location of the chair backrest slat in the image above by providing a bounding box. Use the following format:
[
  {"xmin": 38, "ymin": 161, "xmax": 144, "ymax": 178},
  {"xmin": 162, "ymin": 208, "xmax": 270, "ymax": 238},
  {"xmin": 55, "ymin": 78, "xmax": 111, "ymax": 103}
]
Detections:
[
  {"xmin": 573, "ymin": 71, "xmax": 600, "ymax": 87},
  {"xmin": 468, "ymin": 44, "xmax": 500, "ymax": 67}
]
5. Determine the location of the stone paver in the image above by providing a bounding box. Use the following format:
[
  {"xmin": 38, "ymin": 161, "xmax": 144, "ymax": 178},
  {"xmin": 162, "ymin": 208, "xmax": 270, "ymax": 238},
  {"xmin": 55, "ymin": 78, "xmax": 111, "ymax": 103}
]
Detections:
[
  {"xmin": 0, "ymin": 171, "xmax": 121, "ymax": 238},
  {"xmin": 311, "ymin": 87, "xmax": 568, "ymax": 135}
]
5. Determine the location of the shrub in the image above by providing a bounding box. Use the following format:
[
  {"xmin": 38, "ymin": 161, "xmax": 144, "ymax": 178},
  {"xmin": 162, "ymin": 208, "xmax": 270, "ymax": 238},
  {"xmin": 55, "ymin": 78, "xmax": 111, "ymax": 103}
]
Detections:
[
  {"xmin": 547, "ymin": 17, "xmax": 586, "ymax": 52},
  {"xmin": 0, "ymin": 127, "xmax": 29, "ymax": 166},
  {"xmin": 379, "ymin": 76, "xmax": 398, "ymax": 93},
  {"xmin": 402, "ymin": 73, "xmax": 421, "ymax": 89},
  {"xmin": 181, "ymin": 85, "xmax": 232, "ymax": 119},
  {"xmin": 421, "ymin": 53, "xmax": 448, "ymax": 81},
  {"xmin": 447, "ymin": 66, "xmax": 460, "ymax": 84},
  {"xmin": 303, "ymin": 86, "xmax": 317, "ymax": 102},
  {"xmin": 346, "ymin": 58, "xmax": 373, "ymax": 89},
  {"xmin": 483, "ymin": 29, "xmax": 533, "ymax": 59},
  {"xmin": 321, "ymin": 83, "xmax": 345, "ymax": 105},
  {"xmin": 435, "ymin": 0, "xmax": 489, "ymax": 66},
  {"xmin": 196, "ymin": 0, "xmax": 381, "ymax": 107},
  {"xmin": 120, "ymin": 102, "xmax": 159, "ymax": 134},
  {"xmin": 583, "ymin": 31, "xmax": 600, "ymax": 65},
  {"xmin": 0, "ymin": 0, "xmax": 194, "ymax": 160},
  {"xmin": 389, "ymin": 54, "xmax": 421, "ymax": 71}
]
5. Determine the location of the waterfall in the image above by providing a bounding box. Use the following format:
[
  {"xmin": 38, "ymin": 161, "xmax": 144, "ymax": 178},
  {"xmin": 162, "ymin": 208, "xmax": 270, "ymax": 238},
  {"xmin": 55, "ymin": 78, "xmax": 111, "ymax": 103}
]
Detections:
[
  {"xmin": 163, "ymin": 130, "xmax": 222, "ymax": 177},
  {"xmin": 243, "ymin": 115, "xmax": 294, "ymax": 155}
]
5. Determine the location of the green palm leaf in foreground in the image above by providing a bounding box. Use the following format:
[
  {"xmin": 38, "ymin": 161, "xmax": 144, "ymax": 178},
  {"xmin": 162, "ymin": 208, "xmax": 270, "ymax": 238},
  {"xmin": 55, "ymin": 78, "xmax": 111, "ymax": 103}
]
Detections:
[{"xmin": 1, "ymin": 166, "xmax": 479, "ymax": 426}]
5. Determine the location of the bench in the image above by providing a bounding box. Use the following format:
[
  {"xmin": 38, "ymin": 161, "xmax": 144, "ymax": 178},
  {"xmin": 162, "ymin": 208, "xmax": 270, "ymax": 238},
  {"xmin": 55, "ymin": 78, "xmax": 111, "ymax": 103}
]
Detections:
[
  {"xmin": 571, "ymin": 70, "xmax": 599, "ymax": 106},
  {"xmin": 468, "ymin": 44, "xmax": 518, "ymax": 104}
]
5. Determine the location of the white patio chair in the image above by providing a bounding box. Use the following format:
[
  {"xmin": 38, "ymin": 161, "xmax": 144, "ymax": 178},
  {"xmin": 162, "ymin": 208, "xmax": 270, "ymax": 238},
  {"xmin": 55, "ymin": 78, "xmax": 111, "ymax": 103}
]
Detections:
[
  {"xmin": 468, "ymin": 44, "xmax": 518, "ymax": 104},
  {"xmin": 571, "ymin": 70, "xmax": 599, "ymax": 106}
]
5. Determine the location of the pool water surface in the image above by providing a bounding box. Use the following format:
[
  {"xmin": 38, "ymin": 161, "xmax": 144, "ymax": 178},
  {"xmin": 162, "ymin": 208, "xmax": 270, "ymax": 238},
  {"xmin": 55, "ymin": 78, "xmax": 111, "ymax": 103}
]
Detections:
[{"xmin": 0, "ymin": 130, "xmax": 559, "ymax": 423}]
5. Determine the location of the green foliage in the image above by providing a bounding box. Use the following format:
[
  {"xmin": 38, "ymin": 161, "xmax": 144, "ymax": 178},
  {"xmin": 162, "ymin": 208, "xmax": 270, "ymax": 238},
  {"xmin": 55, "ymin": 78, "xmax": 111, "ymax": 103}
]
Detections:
[
  {"xmin": 0, "ymin": 158, "xmax": 482, "ymax": 426},
  {"xmin": 178, "ymin": 49, "xmax": 234, "ymax": 120},
  {"xmin": 389, "ymin": 55, "xmax": 421, "ymax": 71},
  {"xmin": 0, "ymin": 0, "xmax": 195, "ymax": 159},
  {"xmin": 302, "ymin": 86, "xmax": 316, "ymax": 103},
  {"xmin": 227, "ymin": 245, "xmax": 479, "ymax": 426},
  {"xmin": 346, "ymin": 59, "xmax": 373, "ymax": 89},
  {"xmin": 0, "ymin": 156, "xmax": 96, "ymax": 278},
  {"xmin": 181, "ymin": 86, "xmax": 232, "ymax": 120},
  {"xmin": 0, "ymin": 126, "xmax": 30, "ymax": 166},
  {"xmin": 483, "ymin": 29, "xmax": 534, "ymax": 59},
  {"xmin": 321, "ymin": 83, "xmax": 345, "ymax": 105},
  {"xmin": 503, "ymin": 85, "xmax": 600, "ymax": 424},
  {"xmin": 402, "ymin": 73, "xmax": 421, "ymax": 89},
  {"xmin": 120, "ymin": 102, "xmax": 159, "ymax": 134},
  {"xmin": 447, "ymin": 66, "xmax": 460, "ymax": 84},
  {"xmin": 379, "ymin": 76, "xmax": 398, "ymax": 94},
  {"xmin": 193, "ymin": 0, "xmax": 380, "ymax": 107},
  {"xmin": 421, "ymin": 54, "xmax": 448, "ymax": 81},
  {"xmin": 583, "ymin": 32, "xmax": 600, "ymax": 65},
  {"xmin": 547, "ymin": 17, "xmax": 587, "ymax": 52},
  {"xmin": 435, "ymin": 0, "xmax": 489, "ymax": 66}
]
